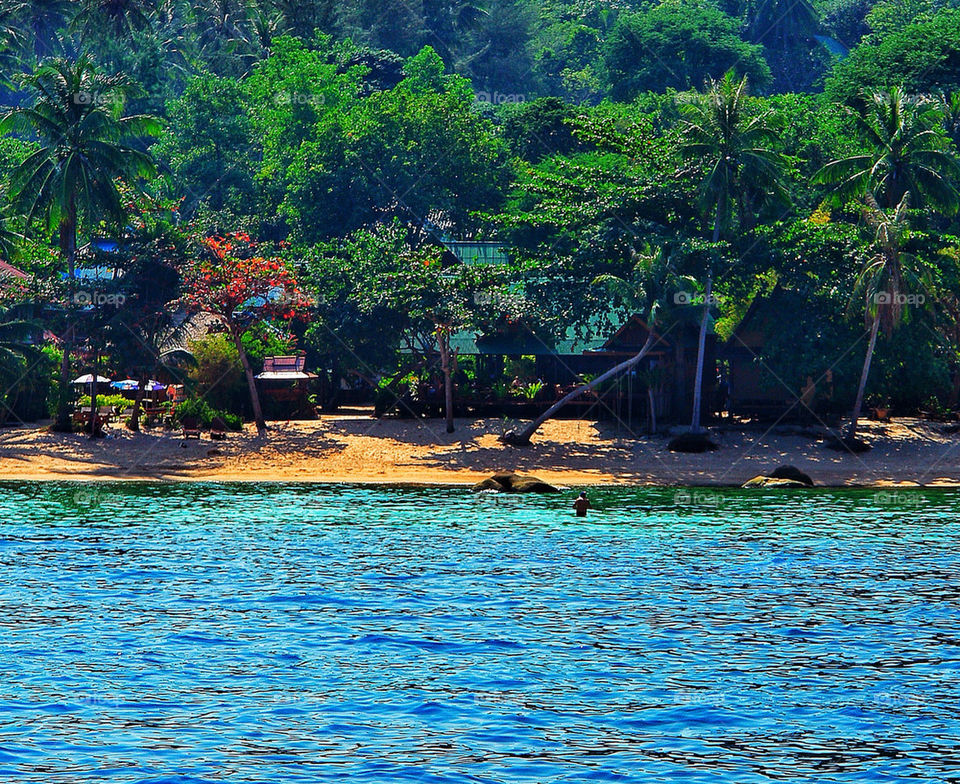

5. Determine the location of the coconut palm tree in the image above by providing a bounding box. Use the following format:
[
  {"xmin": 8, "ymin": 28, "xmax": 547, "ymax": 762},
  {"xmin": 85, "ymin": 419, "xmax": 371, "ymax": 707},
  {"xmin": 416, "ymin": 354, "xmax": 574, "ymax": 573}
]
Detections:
[
  {"xmin": 847, "ymin": 194, "xmax": 929, "ymax": 441},
  {"xmin": 746, "ymin": 0, "xmax": 819, "ymax": 47},
  {"xmin": 0, "ymin": 56, "xmax": 161, "ymax": 430},
  {"xmin": 678, "ymin": 71, "xmax": 788, "ymax": 433},
  {"xmin": 815, "ymin": 87, "xmax": 960, "ymax": 213},
  {"xmin": 501, "ymin": 245, "xmax": 683, "ymax": 446},
  {"xmin": 1, "ymin": 0, "xmax": 73, "ymax": 58},
  {"xmin": 71, "ymin": 0, "xmax": 155, "ymax": 40}
]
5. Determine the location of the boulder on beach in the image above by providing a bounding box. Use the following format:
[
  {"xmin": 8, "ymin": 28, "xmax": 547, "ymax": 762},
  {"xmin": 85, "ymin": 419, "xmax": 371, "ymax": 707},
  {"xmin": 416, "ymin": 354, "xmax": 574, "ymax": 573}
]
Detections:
[
  {"xmin": 472, "ymin": 473, "xmax": 560, "ymax": 493},
  {"xmin": 826, "ymin": 434, "xmax": 872, "ymax": 453},
  {"xmin": 668, "ymin": 431, "xmax": 718, "ymax": 453}
]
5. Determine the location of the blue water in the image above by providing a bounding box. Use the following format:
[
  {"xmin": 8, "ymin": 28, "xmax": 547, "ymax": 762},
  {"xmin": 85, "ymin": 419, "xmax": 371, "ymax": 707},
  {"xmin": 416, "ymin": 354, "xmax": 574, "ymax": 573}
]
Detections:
[{"xmin": 2, "ymin": 483, "xmax": 959, "ymax": 783}]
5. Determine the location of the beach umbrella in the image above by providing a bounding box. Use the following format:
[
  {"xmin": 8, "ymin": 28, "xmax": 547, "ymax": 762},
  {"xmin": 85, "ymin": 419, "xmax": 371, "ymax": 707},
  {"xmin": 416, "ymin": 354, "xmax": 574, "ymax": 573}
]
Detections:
[
  {"xmin": 111, "ymin": 379, "xmax": 140, "ymax": 390},
  {"xmin": 72, "ymin": 374, "xmax": 111, "ymax": 385}
]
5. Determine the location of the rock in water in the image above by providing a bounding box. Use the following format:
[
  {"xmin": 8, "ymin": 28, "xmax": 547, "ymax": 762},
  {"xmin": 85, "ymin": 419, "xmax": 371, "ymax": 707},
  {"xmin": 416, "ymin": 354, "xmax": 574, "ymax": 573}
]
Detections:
[
  {"xmin": 508, "ymin": 475, "xmax": 560, "ymax": 493},
  {"xmin": 742, "ymin": 476, "xmax": 809, "ymax": 488},
  {"xmin": 471, "ymin": 473, "xmax": 560, "ymax": 493},
  {"xmin": 472, "ymin": 477, "xmax": 507, "ymax": 492},
  {"xmin": 769, "ymin": 465, "xmax": 814, "ymax": 487}
]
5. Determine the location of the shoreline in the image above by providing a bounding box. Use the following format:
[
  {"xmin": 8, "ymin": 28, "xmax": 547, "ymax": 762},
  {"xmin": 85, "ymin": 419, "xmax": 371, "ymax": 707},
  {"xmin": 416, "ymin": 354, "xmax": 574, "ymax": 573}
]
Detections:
[{"xmin": 1, "ymin": 414, "xmax": 958, "ymax": 488}]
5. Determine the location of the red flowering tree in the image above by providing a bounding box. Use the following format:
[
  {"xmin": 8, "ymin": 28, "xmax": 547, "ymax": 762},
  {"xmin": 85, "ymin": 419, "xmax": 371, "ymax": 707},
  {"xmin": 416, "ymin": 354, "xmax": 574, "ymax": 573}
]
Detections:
[{"xmin": 181, "ymin": 232, "xmax": 310, "ymax": 436}]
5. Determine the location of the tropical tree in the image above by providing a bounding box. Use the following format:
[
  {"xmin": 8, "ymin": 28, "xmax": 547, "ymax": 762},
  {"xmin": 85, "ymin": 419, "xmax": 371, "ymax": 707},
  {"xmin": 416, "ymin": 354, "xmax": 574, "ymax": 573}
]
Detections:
[
  {"xmin": 814, "ymin": 87, "xmax": 960, "ymax": 212},
  {"xmin": 0, "ymin": 56, "xmax": 161, "ymax": 429},
  {"xmin": 71, "ymin": 0, "xmax": 154, "ymax": 39},
  {"xmin": 746, "ymin": 0, "xmax": 820, "ymax": 47},
  {"xmin": 604, "ymin": 1, "xmax": 771, "ymax": 99},
  {"xmin": 2, "ymin": 0, "xmax": 73, "ymax": 58},
  {"xmin": 847, "ymin": 194, "xmax": 930, "ymax": 441},
  {"xmin": 501, "ymin": 245, "xmax": 683, "ymax": 446},
  {"xmin": 180, "ymin": 231, "xmax": 309, "ymax": 437},
  {"xmin": 678, "ymin": 71, "xmax": 788, "ymax": 432}
]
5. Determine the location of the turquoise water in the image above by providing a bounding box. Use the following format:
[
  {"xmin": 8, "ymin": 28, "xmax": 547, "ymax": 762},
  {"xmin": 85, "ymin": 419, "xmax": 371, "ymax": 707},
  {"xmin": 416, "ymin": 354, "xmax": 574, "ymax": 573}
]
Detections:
[{"xmin": 2, "ymin": 482, "xmax": 959, "ymax": 783}]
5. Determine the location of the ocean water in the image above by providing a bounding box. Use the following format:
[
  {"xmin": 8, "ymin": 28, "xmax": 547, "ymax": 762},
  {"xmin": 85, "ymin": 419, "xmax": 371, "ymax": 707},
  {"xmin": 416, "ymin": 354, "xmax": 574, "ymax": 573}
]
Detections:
[{"xmin": 1, "ymin": 482, "xmax": 958, "ymax": 783}]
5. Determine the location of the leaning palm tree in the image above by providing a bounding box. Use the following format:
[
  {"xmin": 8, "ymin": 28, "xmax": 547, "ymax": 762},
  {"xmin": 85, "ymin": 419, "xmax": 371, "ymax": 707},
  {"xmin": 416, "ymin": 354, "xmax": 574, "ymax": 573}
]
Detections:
[
  {"xmin": 679, "ymin": 71, "xmax": 788, "ymax": 433},
  {"xmin": 0, "ymin": 56, "xmax": 161, "ymax": 430},
  {"xmin": 501, "ymin": 245, "xmax": 683, "ymax": 446},
  {"xmin": 814, "ymin": 87, "xmax": 960, "ymax": 213},
  {"xmin": 846, "ymin": 194, "xmax": 929, "ymax": 442}
]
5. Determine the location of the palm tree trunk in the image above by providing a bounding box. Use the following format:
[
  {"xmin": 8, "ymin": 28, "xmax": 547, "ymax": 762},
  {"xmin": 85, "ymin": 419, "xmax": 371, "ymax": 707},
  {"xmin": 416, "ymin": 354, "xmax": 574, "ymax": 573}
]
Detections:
[
  {"xmin": 233, "ymin": 329, "xmax": 267, "ymax": 437},
  {"xmin": 501, "ymin": 330, "xmax": 659, "ymax": 446},
  {"xmin": 647, "ymin": 385, "xmax": 657, "ymax": 434},
  {"xmin": 438, "ymin": 329, "xmax": 455, "ymax": 434},
  {"xmin": 129, "ymin": 371, "xmax": 148, "ymax": 432},
  {"xmin": 55, "ymin": 207, "xmax": 77, "ymax": 432},
  {"xmin": 848, "ymin": 313, "xmax": 881, "ymax": 439},
  {"xmin": 88, "ymin": 348, "xmax": 99, "ymax": 439},
  {"xmin": 690, "ymin": 271, "xmax": 712, "ymax": 433}
]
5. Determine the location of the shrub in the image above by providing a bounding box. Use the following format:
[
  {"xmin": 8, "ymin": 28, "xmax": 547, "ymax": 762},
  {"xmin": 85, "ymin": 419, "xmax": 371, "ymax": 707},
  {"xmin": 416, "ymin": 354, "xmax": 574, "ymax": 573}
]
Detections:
[
  {"xmin": 76, "ymin": 394, "xmax": 134, "ymax": 411},
  {"xmin": 173, "ymin": 398, "xmax": 243, "ymax": 430}
]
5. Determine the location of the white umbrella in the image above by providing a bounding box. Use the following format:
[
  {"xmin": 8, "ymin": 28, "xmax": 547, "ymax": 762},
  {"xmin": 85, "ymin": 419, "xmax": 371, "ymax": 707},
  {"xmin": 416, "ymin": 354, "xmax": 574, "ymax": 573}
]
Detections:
[{"xmin": 72, "ymin": 374, "xmax": 112, "ymax": 385}]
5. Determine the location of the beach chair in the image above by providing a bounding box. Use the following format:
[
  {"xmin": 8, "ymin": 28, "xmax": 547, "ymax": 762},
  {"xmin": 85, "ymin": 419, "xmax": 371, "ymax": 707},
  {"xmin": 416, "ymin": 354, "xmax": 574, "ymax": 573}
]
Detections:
[
  {"xmin": 181, "ymin": 416, "xmax": 202, "ymax": 439},
  {"xmin": 210, "ymin": 416, "xmax": 227, "ymax": 441}
]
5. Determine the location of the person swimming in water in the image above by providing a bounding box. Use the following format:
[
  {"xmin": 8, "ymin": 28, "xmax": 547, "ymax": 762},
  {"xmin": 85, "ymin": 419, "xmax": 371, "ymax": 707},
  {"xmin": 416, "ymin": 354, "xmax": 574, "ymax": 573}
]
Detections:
[{"xmin": 573, "ymin": 491, "xmax": 591, "ymax": 517}]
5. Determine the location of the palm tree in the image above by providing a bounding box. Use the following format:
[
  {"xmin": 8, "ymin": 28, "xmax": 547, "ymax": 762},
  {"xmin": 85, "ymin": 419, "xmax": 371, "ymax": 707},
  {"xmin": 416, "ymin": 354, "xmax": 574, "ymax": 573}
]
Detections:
[
  {"xmin": 679, "ymin": 71, "xmax": 788, "ymax": 432},
  {"xmin": 501, "ymin": 245, "xmax": 682, "ymax": 446},
  {"xmin": 847, "ymin": 194, "xmax": 929, "ymax": 441},
  {"xmin": 71, "ymin": 0, "xmax": 155, "ymax": 40},
  {"xmin": 746, "ymin": 0, "xmax": 819, "ymax": 47},
  {"xmin": 0, "ymin": 56, "xmax": 161, "ymax": 430},
  {"xmin": 814, "ymin": 87, "xmax": 960, "ymax": 212},
  {"xmin": 2, "ymin": 0, "xmax": 73, "ymax": 58}
]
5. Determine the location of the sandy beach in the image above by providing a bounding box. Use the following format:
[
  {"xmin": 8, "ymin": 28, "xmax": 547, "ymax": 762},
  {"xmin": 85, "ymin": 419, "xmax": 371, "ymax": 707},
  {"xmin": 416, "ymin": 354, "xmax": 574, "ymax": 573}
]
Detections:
[{"xmin": 0, "ymin": 412, "xmax": 958, "ymax": 487}]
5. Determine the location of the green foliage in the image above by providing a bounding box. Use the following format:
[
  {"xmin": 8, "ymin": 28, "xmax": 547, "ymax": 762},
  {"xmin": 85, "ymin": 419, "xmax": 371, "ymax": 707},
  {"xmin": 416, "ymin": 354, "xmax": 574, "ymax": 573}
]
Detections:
[
  {"xmin": 76, "ymin": 393, "xmax": 134, "ymax": 411},
  {"xmin": 173, "ymin": 397, "xmax": 243, "ymax": 430},
  {"xmin": 4, "ymin": 0, "xmax": 960, "ymax": 424},
  {"xmin": 154, "ymin": 74, "xmax": 255, "ymax": 216},
  {"xmin": 187, "ymin": 332, "xmax": 246, "ymax": 415},
  {"xmin": 604, "ymin": 1, "xmax": 771, "ymax": 99},
  {"xmin": 827, "ymin": 9, "xmax": 960, "ymax": 101}
]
